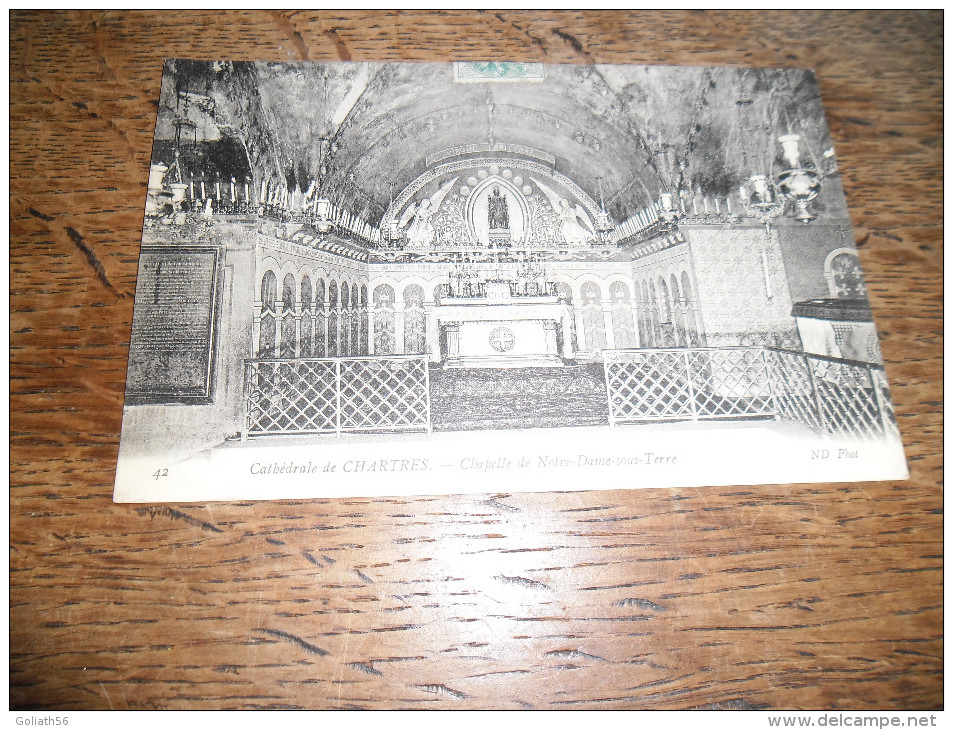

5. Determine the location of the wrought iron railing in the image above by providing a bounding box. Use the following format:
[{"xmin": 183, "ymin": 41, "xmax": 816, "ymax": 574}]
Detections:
[
  {"xmin": 765, "ymin": 348, "xmax": 899, "ymax": 440},
  {"xmin": 603, "ymin": 346, "xmax": 899, "ymax": 440},
  {"xmin": 243, "ymin": 355, "xmax": 431, "ymax": 437},
  {"xmin": 243, "ymin": 348, "xmax": 897, "ymax": 441}
]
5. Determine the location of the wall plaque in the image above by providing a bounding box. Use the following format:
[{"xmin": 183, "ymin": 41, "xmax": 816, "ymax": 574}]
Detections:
[{"xmin": 125, "ymin": 246, "xmax": 220, "ymax": 403}]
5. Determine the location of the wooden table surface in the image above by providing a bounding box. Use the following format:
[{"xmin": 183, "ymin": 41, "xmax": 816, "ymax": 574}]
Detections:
[{"xmin": 10, "ymin": 10, "xmax": 942, "ymax": 711}]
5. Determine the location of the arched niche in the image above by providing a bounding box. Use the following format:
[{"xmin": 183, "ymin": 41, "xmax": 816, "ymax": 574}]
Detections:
[
  {"xmin": 823, "ymin": 247, "xmax": 866, "ymax": 298},
  {"xmin": 465, "ymin": 176, "xmax": 531, "ymax": 246},
  {"xmin": 383, "ymin": 157, "xmax": 603, "ymax": 236}
]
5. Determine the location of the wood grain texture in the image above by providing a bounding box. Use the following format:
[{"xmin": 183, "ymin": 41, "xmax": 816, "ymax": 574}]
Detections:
[{"xmin": 10, "ymin": 10, "xmax": 942, "ymax": 710}]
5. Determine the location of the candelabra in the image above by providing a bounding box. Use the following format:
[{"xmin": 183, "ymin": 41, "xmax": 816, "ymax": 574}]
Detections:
[
  {"xmin": 657, "ymin": 192, "xmax": 681, "ymax": 228},
  {"xmin": 743, "ymin": 133, "xmax": 823, "ymax": 226},
  {"xmin": 742, "ymin": 174, "xmax": 784, "ymax": 230},
  {"xmin": 775, "ymin": 134, "xmax": 822, "ymax": 224},
  {"xmin": 517, "ymin": 251, "xmax": 544, "ymax": 281},
  {"xmin": 313, "ymin": 198, "xmax": 334, "ymax": 234},
  {"xmin": 741, "ymin": 173, "xmax": 785, "ymax": 302}
]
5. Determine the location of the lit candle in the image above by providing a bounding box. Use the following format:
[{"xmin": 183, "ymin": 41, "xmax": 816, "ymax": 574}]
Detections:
[
  {"xmin": 200, "ymin": 180, "xmax": 206, "ymax": 199},
  {"xmin": 245, "ymin": 181, "xmax": 250, "ymax": 202},
  {"xmin": 692, "ymin": 198, "xmax": 698, "ymax": 215},
  {"xmin": 230, "ymin": 178, "xmax": 236, "ymax": 203},
  {"xmin": 715, "ymin": 199, "xmax": 720, "ymax": 214},
  {"xmin": 189, "ymin": 180, "xmax": 194, "ymax": 199},
  {"xmin": 726, "ymin": 197, "xmax": 732, "ymax": 214},
  {"xmin": 215, "ymin": 181, "xmax": 221, "ymax": 201},
  {"xmin": 703, "ymin": 197, "xmax": 710, "ymax": 214},
  {"xmin": 261, "ymin": 180, "xmax": 267, "ymax": 203}
]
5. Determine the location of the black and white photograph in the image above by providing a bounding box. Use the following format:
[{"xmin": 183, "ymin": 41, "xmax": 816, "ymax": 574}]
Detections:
[{"xmin": 114, "ymin": 59, "xmax": 908, "ymax": 502}]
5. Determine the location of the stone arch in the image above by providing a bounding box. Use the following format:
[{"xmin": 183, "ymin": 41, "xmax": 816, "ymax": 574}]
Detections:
[
  {"xmin": 276, "ymin": 259, "xmax": 300, "ymax": 283},
  {"xmin": 349, "ymin": 279, "xmax": 362, "ymax": 356},
  {"xmin": 403, "ymin": 283, "xmax": 427, "ymax": 355},
  {"xmin": 258, "ymin": 269, "xmax": 278, "ymax": 357},
  {"xmin": 385, "ymin": 158, "xmax": 601, "ymax": 233},
  {"xmin": 328, "ymin": 279, "xmax": 339, "ymax": 356},
  {"xmin": 552, "ymin": 281, "xmax": 578, "ymax": 354},
  {"xmin": 314, "ymin": 276, "xmax": 327, "ymax": 357},
  {"xmin": 680, "ymin": 270, "xmax": 701, "ymax": 347},
  {"xmin": 341, "ymin": 281, "xmax": 352, "ymax": 356},
  {"xmin": 580, "ymin": 280, "xmax": 607, "ymax": 353},
  {"xmin": 571, "ymin": 275, "xmax": 608, "ymax": 313},
  {"xmin": 387, "ymin": 274, "xmax": 437, "ymax": 303},
  {"xmin": 373, "ymin": 283, "xmax": 396, "ymax": 356},
  {"xmin": 670, "ymin": 273, "xmax": 686, "ymax": 347},
  {"xmin": 260, "ymin": 269, "xmax": 278, "ymax": 309},
  {"xmin": 655, "ymin": 276, "xmax": 674, "ymax": 347},
  {"xmin": 300, "ymin": 274, "xmax": 314, "ymax": 357},
  {"xmin": 647, "ymin": 279, "xmax": 660, "ymax": 348},
  {"xmin": 466, "ymin": 175, "xmax": 531, "ymax": 246},
  {"xmin": 824, "ymin": 247, "xmax": 866, "ymax": 298},
  {"xmin": 280, "ymin": 272, "xmax": 297, "ymax": 357},
  {"xmin": 609, "ymin": 280, "xmax": 637, "ymax": 349},
  {"xmin": 359, "ymin": 284, "xmax": 369, "ymax": 355}
]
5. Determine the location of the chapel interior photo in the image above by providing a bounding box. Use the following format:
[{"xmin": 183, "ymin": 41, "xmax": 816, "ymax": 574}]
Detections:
[{"xmin": 120, "ymin": 60, "xmax": 898, "ymax": 460}]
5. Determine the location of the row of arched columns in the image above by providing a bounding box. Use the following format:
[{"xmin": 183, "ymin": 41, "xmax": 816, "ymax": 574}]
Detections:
[
  {"xmin": 255, "ymin": 267, "xmax": 707, "ymax": 360},
  {"xmin": 255, "ymin": 267, "xmax": 369, "ymax": 359},
  {"xmin": 365, "ymin": 277, "xmax": 651, "ymax": 360},
  {"xmin": 634, "ymin": 267, "xmax": 703, "ymax": 349}
]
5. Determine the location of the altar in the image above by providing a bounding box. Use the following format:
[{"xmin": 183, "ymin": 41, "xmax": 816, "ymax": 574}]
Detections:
[{"xmin": 434, "ymin": 280, "xmax": 572, "ymax": 368}]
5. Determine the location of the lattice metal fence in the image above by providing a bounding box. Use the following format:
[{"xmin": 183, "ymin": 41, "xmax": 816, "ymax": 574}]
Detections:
[
  {"xmin": 243, "ymin": 355, "xmax": 431, "ymax": 437},
  {"xmin": 766, "ymin": 348, "xmax": 899, "ymax": 440},
  {"xmin": 603, "ymin": 346, "xmax": 899, "ymax": 440},
  {"xmin": 603, "ymin": 347, "xmax": 774, "ymax": 425}
]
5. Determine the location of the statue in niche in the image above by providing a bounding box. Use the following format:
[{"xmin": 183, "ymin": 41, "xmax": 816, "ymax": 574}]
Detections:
[
  {"xmin": 397, "ymin": 177, "xmax": 458, "ymax": 248},
  {"xmin": 531, "ymin": 177, "xmax": 596, "ymax": 246},
  {"xmin": 487, "ymin": 186, "xmax": 509, "ymax": 230}
]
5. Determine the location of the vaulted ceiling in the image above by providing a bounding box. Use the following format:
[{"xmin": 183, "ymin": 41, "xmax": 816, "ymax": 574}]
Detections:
[{"xmin": 155, "ymin": 60, "xmax": 834, "ymax": 224}]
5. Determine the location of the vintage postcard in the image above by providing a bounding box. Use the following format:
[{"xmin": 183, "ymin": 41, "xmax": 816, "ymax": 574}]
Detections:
[{"xmin": 114, "ymin": 60, "xmax": 908, "ymax": 503}]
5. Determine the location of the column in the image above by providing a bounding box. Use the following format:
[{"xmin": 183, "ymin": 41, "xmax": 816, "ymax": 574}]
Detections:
[
  {"xmin": 368, "ymin": 304, "xmax": 376, "ymax": 356},
  {"xmin": 560, "ymin": 307, "xmax": 575, "ymax": 358},
  {"xmin": 334, "ymin": 304, "xmax": 344, "ymax": 357},
  {"xmin": 573, "ymin": 304, "xmax": 586, "ymax": 353},
  {"xmin": 294, "ymin": 305, "xmax": 302, "ymax": 357},
  {"xmin": 310, "ymin": 302, "xmax": 318, "ymax": 356},
  {"xmin": 445, "ymin": 323, "xmax": 460, "ymax": 359},
  {"xmin": 601, "ymin": 300, "xmax": 616, "ymax": 350},
  {"xmin": 543, "ymin": 321, "xmax": 558, "ymax": 357},
  {"xmin": 322, "ymin": 304, "xmax": 330, "ymax": 357},
  {"xmin": 360, "ymin": 304, "xmax": 369, "ymax": 356},
  {"xmin": 424, "ymin": 303, "xmax": 440, "ymax": 363},
  {"xmin": 273, "ymin": 298, "xmax": 282, "ymax": 356},
  {"xmin": 253, "ymin": 301, "xmax": 262, "ymax": 357},
  {"xmin": 629, "ymin": 302, "xmax": 641, "ymax": 347},
  {"xmin": 394, "ymin": 301, "xmax": 406, "ymax": 355}
]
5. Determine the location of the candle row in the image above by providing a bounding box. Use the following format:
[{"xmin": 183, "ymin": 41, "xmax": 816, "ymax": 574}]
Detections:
[
  {"xmin": 185, "ymin": 177, "xmax": 252, "ymax": 203},
  {"xmin": 617, "ymin": 191, "xmax": 740, "ymax": 241},
  {"xmin": 176, "ymin": 176, "xmax": 381, "ymax": 245}
]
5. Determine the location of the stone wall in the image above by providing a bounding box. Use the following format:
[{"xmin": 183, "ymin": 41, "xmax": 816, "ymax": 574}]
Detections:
[
  {"xmin": 118, "ymin": 223, "xmax": 257, "ymax": 462},
  {"xmin": 776, "ymin": 220, "xmax": 856, "ymax": 302}
]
